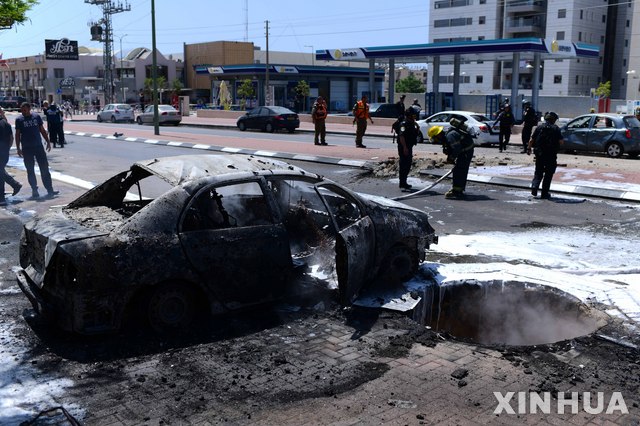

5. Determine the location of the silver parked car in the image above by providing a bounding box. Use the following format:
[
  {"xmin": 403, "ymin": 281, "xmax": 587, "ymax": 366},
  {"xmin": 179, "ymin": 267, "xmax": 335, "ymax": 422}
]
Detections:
[
  {"xmin": 417, "ymin": 111, "xmax": 499, "ymax": 146},
  {"xmin": 97, "ymin": 103, "xmax": 135, "ymax": 123},
  {"xmin": 560, "ymin": 113, "xmax": 640, "ymax": 158},
  {"xmin": 137, "ymin": 104, "xmax": 182, "ymax": 126}
]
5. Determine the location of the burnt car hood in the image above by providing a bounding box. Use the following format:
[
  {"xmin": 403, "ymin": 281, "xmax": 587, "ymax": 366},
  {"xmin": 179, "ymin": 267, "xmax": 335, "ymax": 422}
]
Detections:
[
  {"xmin": 22, "ymin": 210, "xmax": 108, "ymax": 268},
  {"xmin": 135, "ymin": 155, "xmax": 307, "ymax": 186}
]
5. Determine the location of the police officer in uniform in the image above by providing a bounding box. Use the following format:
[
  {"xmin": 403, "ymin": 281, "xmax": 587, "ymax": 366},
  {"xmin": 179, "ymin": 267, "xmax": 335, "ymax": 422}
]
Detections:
[
  {"xmin": 42, "ymin": 101, "xmax": 65, "ymax": 148},
  {"xmin": 521, "ymin": 101, "xmax": 538, "ymax": 153},
  {"xmin": 311, "ymin": 96, "xmax": 328, "ymax": 145},
  {"xmin": 429, "ymin": 118, "xmax": 475, "ymax": 199},
  {"xmin": 527, "ymin": 111, "xmax": 564, "ymax": 199},
  {"xmin": 397, "ymin": 108, "xmax": 420, "ymax": 190},
  {"xmin": 493, "ymin": 103, "xmax": 515, "ymax": 152}
]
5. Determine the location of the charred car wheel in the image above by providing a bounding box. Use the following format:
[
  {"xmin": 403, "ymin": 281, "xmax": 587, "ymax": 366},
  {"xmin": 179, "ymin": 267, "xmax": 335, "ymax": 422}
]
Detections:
[
  {"xmin": 381, "ymin": 245, "xmax": 418, "ymax": 282},
  {"xmin": 147, "ymin": 282, "xmax": 196, "ymax": 334}
]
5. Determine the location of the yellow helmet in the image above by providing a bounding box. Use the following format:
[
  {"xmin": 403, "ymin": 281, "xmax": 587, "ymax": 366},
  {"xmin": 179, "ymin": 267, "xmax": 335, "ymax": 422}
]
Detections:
[{"xmin": 428, "ymin": 126, "xmax": 444, "ymax": 139}]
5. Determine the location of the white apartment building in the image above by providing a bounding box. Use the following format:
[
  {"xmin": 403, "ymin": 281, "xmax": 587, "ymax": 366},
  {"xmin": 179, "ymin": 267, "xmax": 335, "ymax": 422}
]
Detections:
[{"xmin": 428, "ymin": 0, "xmax": 637, "ymax": 100}]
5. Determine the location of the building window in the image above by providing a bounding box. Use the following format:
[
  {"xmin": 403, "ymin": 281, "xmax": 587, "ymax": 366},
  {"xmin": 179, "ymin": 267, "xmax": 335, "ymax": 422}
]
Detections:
[
  {"xmin": 556, "ymin": 31, "xmax": 565, "ymax": 41},
  {"xmin": 625, "ymin": 39, "xmax": 629, "ymax": 47},
  {"xmin": 479, "ymin": 16, "xmax": 485, "ymax": 25},
  {"xmin": 623, "ymin": 59, "xmax": 627, "ymax": 67},
  {"xmin": 602, "ymin": 15, "xmax": 606, "ymax": 23},
  {"xmin": 580, "ymin": 10, "xmax": 583, "ymax": 19},
  {"xmin": 627, "ymin": 19, "xmax": 630, "ymax": 27},
  {"xmin": 558, "ymin": 9, "xmax": 566, "ymax": 18},
  {"xmin": 478, "ymin": 36, "xmax": 485, "ymax": 40},
  {"xmin": 434, "ymin": 0, "xmax": 473, "ymax": 9},
  {"xmin": 53, "ymin": 68, "xmax": 64, "ymax": 78},
  {"xmin": 476, "ymin": 75, "xmax": 483, "ymax": 84},
  {"xmin": 578, "ymin": 32, "xmax": 582, "ymax": 42},
  {"xmin": 480, "ymin": 0, "xmax": 486, "ymax": 3},
  {"xmin": 575, "ymin": 75, "xmax": 579, "ymax": 85},
  {"xmin": 600, "ymin": 35, "xmax": 605, "ymax": 44},
  {"xmin": 554, "ymin": 75, "xmax": 562, "ymax": 84}
]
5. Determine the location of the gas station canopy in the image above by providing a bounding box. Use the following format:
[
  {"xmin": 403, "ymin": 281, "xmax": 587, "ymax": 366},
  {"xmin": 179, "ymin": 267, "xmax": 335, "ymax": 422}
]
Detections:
[{"xmin": 316, "ymin": 37, "xmax": 599, "ymax": 63}]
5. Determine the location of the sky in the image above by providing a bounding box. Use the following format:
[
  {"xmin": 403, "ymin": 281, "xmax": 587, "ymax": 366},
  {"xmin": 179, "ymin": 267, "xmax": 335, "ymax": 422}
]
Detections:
[{"xmin": 0, "ymin": 0, "xmax": 430, "ymax": 59}]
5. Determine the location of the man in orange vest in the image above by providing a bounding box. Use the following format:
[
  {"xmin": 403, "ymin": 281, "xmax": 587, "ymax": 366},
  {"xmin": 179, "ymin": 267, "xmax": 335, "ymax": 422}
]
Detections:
[
  {"xmin": 352, "ymin": 94, "xmax": 374, "ymax": 148},
  {"xmin": 311, "ymin": 96, "xmax": 328, "ymax": 145}
]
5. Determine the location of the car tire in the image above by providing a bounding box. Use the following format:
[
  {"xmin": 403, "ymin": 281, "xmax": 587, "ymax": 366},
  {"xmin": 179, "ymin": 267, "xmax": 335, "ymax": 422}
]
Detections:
[
  {"xmin": 238, "ymin": 121, "xmax": 246, "ymax": 131},
  {"xmin": 265, "ymin": 122, "xmax": 274, "ymax": 133},
  {"xmin": 147, "ymin": 282, "xmax": 196, "ymax": 334},
  {"xmin": 287, "ymin": 128, "xmax": 295, "ymax": 133},
  {"xmin": 136, "ymin": 117, "xmax": 143, "ymax": 125},
  {"xmin": 380, "ymin": 244, "xmax": 418, "ymax": 283},
  {"xmin": 605, "ymin": 142, "xmax": 623, "ymax": 158},
  {"xmin": 628, "ymin": 151, "xmax": 639, "ymax": 159},
  {"xmin": 110, "ymin": 115, "xmax": 116, "ymax": 123},
  {"xmin": 97, "ymin": 115, "xmax": 103, "ymax": 122}
]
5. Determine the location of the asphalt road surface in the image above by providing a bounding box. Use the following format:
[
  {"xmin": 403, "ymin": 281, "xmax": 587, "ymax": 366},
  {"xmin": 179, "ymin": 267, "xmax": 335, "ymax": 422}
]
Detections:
[{"xmin": 1, "ymin": 128, "xmax": 639, "ymax": 425}]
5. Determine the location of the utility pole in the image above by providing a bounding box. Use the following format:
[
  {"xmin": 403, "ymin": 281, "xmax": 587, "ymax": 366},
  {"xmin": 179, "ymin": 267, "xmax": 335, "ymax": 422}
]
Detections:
[
  {"xmin": 86, "ymin": 0, "xmax": 131, "ymax": 104},
  {"xmin": 265, "ymin": 20, "xmax": 270, "ymax": 106}
]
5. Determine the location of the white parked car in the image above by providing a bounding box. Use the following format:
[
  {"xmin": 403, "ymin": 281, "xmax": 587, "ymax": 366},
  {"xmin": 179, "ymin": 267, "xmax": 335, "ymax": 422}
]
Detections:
[
  {"xmin": 96, "ymin": 103, "xmax": 135, "ymax": 123},
  {"xmin": 137, "ymin": 104, "xmax": 182, "ymax": 126},
  {"xmin": 417, "ymin": 110, "xmax": 499, "ymax": 146}
]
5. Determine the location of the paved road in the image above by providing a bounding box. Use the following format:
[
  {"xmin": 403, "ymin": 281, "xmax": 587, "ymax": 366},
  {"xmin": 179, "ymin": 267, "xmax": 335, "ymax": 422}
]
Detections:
[{"xmin": 1, "ymin": 118, "xmax": 639, "ymax": 425}]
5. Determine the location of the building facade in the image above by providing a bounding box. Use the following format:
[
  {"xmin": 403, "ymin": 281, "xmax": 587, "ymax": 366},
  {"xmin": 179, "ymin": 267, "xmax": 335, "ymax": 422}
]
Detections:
[
  {"xmin": 428, "ymin": 0, "xmax": 636, "ymax": 99},
  {"xmin": 0, "ymin": 44, "xmax": 181, "ymax": 107}
]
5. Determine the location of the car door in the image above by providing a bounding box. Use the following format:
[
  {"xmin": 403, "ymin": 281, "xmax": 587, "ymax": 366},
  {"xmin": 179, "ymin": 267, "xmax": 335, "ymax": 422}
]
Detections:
[
  {"xmin": 588, "ymin": 115, "xmax": 618, "ymax": 152},
  {"xmin": 316, "ymin": 185, "xmax": 375, "ymax": 305},
  {"xmin": 245, "ymin": 107, "xmax": 264, "ymax": 129},
  {"xmin": 562, "ymin": 115, "xmax": 592, "ymax": 151},
  {"xmin": 179, "ymin": 179, "xmax": 292, "ymax": 306},
  {"xmin": 142, "ymin": 105, "xmax": 154, "ymax": 123}
]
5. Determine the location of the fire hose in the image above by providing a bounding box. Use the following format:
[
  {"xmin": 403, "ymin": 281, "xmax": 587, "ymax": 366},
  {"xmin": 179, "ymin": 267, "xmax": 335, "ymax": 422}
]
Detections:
[{"xmin": 391, "ymin": 168, "xmax": 453, "ymax": 201}]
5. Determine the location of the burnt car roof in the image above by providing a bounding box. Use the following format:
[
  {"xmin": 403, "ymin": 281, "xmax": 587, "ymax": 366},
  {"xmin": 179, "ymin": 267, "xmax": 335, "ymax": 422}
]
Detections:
[{"xmin": 135, "ymin": 154, "xmax": 312, "ymax": 186}]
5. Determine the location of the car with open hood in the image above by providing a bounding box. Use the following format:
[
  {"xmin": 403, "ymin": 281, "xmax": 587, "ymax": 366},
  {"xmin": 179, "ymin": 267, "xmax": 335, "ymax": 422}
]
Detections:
[{"xmin": 16, "ymin": 155, "xmax": 438, "ymax": 335}]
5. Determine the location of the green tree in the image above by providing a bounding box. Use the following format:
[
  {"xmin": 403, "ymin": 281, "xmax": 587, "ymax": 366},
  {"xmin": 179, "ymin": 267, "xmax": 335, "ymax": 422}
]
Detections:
[
  {"xmin": 396, "ymin": 74, "xmax": 425, "ymax": 93},
  {"xmin": 595, "ymin": 81, "xmax": 611, "ymax": 99},
  {"xmin": 171, "ymin": 78, "xmax": 183, "ymax": 96},
  {"xmin": 237, "ymin": 79, "xmax": 255, "ymax": 110},
  {"xmin": 144, "ymin": 76, "xmax": 167, "ymax": 103},
  {"xmin": 0, "ymin": 0, "xmax": 38, "ymax": 29},
  {"xmin": 294, "ymin": 80, "xmax": 310, "ymax": 111}
]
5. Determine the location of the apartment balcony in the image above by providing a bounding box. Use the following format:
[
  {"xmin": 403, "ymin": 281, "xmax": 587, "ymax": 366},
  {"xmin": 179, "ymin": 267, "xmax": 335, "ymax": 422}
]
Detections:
[
  {"xmin": 504, "ymin": 16, "xmax": 543, "ymax": 35},
  {"xmin": 505, "ymin": 0, "xmax": 545, "ymax": 15}
]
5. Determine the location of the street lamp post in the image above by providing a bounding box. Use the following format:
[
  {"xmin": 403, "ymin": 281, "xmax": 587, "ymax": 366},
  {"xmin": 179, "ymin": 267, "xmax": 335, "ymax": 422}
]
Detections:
[{"xmin": 119, "ymin": 34, "xmax": 128, "ymax": 102}]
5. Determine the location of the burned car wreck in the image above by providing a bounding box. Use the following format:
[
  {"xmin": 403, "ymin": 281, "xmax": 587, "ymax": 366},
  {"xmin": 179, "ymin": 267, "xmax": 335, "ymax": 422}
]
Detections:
[{"xmin": 16, "ymin": 155, "xmax": 438, "ymax": 335}]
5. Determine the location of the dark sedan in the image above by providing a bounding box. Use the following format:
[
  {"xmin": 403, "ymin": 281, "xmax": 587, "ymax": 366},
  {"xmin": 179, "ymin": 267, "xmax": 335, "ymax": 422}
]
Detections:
[
  {"xmin": 16, "ymin": 155, "xmax": 437, "ymax": 335},
  {"xmin": 561, "ymin": 113, "xmax": 640, "ymax": 158},
  {"xmin": 237, "ymin": 106, "xmax": 300, "ymax": 133}
]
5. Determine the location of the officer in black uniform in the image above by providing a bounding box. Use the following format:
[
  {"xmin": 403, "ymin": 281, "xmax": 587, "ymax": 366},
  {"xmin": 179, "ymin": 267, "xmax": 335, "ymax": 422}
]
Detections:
[
  {"xmin": 397, "ymin": 107, "xmax": 420, "ymax": 190},
  {"xmin": 527, "ymin": 111, "xmax": 564, "ymax": 199},
  {"xmin": 521, "ymin": 101, "xmax": 538, "ymax": 153}
]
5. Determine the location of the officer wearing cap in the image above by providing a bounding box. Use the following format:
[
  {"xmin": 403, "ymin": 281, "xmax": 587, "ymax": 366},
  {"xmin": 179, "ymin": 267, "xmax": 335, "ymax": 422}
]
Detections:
[
  {"xmin": 527, "ymin": 111, "xmax": 564, "ymax": 199},
  {"xmin": 397, "ymin": 107, "xmax": 420, "ymax": 190},
  {"xmin": 428, "ymin": 119, "xmax": 475, "ymax": 199}
]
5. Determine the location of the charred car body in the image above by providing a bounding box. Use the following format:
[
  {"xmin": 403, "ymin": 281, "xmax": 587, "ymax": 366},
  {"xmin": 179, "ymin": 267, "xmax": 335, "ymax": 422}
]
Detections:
[{"xmin": 17, "ymin": 155, "xmax": 438, "ymax": 335}]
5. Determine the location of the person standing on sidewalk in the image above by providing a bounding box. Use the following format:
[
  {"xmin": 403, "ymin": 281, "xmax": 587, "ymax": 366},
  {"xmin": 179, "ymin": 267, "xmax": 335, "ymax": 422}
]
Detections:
[
  {"xmin": 42, "ymin": 101, "xmax": 65, "ymax": 148},
  {"xmin": 0, "ymin": 107, "xmax": 22, "ymax": 205},
  {"xmin": 311, "ymin": 96, "xmax": 328, "ymax": 145},
  {"xmin": 352, "ymin": 95, "xmax": 374, "ymax": 148},
  {"xmin": 527, "ymin": 111, "xmax": 564, "ymax": 200},
  {"xmin": 397, "ymin": 108, "xmax": 420, "ymax": 190},
  {"xmin": 14, "ymin": 102, "xmax": 59, "ymax": 199},
  {"xmin": 521, "ymin": 101, "xmax": 538, "ymax": 153},
  {"xmin": 493, "ymin": 103, "xmax": 515, "ymax": 152}
]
